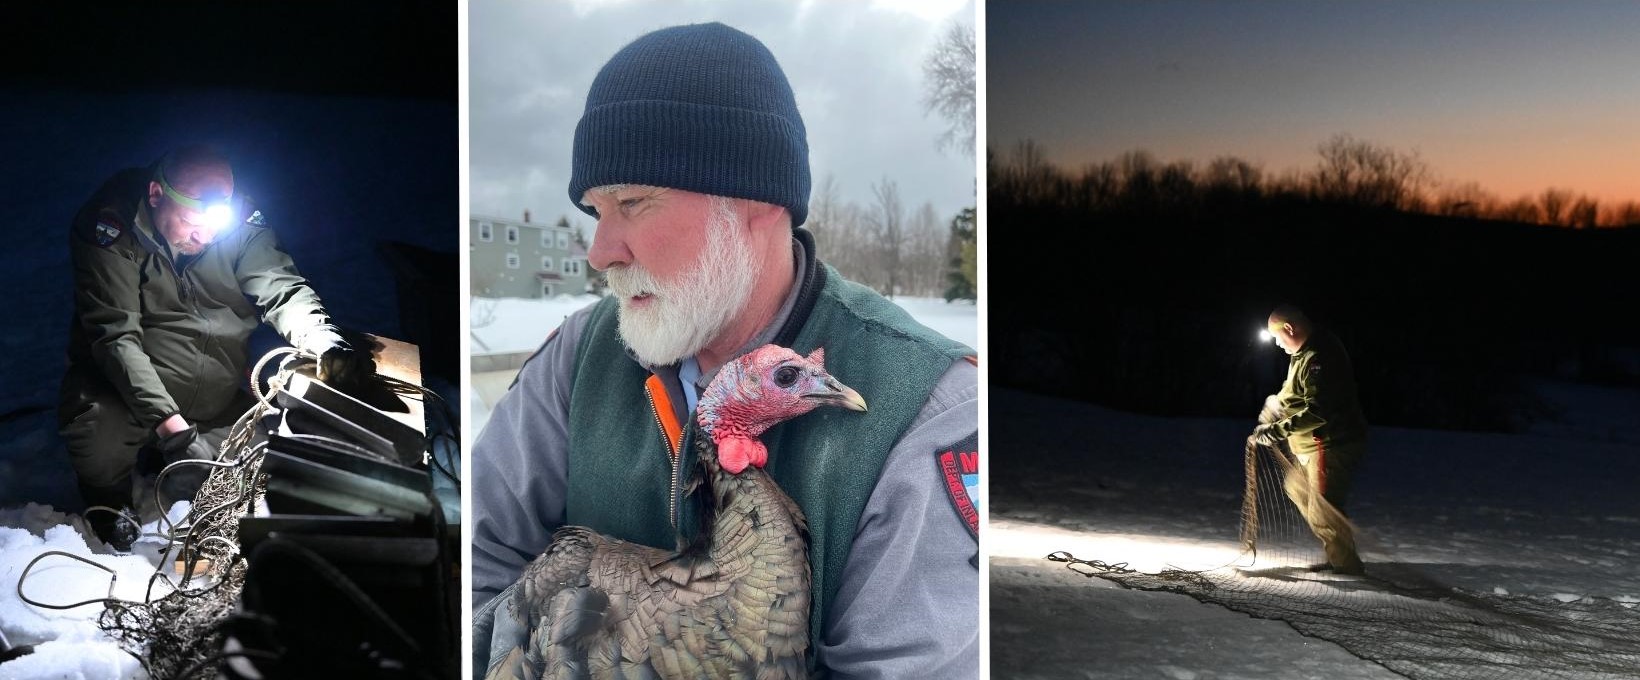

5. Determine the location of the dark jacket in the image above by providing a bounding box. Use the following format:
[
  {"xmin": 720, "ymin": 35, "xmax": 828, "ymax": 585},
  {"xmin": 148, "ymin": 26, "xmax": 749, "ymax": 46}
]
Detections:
[
  {"xmin": 64, "ymin": 166, "xmax": 342, "ymax": 428},
  {"xmin": 1269, "ymin": 328, "xmax": 1368, "ymax": 458}
]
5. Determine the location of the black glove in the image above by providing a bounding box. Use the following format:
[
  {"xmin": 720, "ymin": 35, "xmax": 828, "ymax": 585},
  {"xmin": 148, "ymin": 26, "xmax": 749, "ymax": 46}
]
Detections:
[
  {"xmin": 156, "ymin": 425, "xmax": 218, "ymax": 462},
  {"xmin": 318, "ymin": 342, "xmax": 376, "ymax": 388},
  {"xmin": 1251, "ymin": 424, "xmax": 1280, "ymax": 446}
]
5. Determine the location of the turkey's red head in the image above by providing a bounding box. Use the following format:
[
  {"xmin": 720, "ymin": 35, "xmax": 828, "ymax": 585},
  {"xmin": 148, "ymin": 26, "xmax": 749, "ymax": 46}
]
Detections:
[{"xmin": 698, "ymin": 344, "xmax": 868, "ymax": 474}]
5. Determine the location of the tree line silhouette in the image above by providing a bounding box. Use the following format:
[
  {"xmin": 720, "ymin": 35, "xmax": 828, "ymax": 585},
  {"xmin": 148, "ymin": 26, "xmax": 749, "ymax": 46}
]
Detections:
[{"xmin": 990, "ymin": 135, "xmax": 1639, "ymax": 433}]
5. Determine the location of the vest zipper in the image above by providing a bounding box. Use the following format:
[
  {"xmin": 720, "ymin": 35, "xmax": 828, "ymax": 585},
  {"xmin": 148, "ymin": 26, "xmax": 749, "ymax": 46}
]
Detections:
[{"xmin": 646, "ymin": 391, "xmax": 682, "ymax": 529}]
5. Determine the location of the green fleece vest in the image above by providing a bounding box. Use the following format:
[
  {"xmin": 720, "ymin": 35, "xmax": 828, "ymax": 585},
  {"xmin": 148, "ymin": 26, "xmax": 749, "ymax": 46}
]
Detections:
[{"xmin": 565, "ymin": 264, "xmax": 970, "ymax": 665}]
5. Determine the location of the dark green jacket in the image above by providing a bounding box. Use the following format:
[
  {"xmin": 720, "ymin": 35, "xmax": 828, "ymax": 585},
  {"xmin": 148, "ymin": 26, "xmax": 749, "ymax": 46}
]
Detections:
[
  {"xmin": 1269, "ymin": 328, "xmax": 1368, "ymax": 459},
  {"xmin": 65, "ymin": 166, "xmax": 342, "ymax": 428}
]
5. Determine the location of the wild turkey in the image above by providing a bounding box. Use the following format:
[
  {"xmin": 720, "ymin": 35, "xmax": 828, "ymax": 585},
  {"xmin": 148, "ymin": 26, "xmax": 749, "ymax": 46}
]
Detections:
[{"xmin": 486, "ymin": 344, "xmax": 867, "ymax": 680}]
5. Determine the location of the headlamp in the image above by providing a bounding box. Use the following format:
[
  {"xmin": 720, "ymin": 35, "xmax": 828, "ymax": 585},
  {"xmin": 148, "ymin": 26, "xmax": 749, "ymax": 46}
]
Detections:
[
  {"xmin": 1258, "ymin": 329, "xmax": 1274, "ymax": 343},
  {"xmin": 156, "ymin": 165, "xmax": 236, "ymax": 231}
]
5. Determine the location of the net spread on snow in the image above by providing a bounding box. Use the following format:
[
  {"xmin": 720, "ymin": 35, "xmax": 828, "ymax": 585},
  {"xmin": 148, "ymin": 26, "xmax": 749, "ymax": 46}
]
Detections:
[{"xmin": 1051, "ymin": 438, "xmax": 1640, "ymax": 680}]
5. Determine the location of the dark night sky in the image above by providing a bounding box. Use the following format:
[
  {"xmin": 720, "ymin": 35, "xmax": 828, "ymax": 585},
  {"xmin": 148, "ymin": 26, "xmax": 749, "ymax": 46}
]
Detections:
[
  {"xmin": 4, "ymin": 2, "xmax": 454, "ymax": 100},
  {"xmin": 0, "ymin": 1, "xmax": 458, "ymax": 426}
]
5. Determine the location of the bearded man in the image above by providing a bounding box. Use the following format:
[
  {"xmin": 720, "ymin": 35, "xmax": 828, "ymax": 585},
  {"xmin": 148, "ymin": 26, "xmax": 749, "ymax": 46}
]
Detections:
[{"xmin": 469, "ymin": 23, "xmax": 980, "ymax": 678}]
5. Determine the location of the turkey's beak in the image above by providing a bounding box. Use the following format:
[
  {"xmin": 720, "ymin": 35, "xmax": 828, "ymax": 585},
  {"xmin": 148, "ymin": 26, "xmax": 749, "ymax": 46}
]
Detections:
[{"xmin": 809, "ymin": 377, "xmax": 867, "ymax": 412}]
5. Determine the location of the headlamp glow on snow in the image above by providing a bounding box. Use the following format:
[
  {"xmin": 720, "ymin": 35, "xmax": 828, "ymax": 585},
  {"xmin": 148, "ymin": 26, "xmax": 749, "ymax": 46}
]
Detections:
[{"xmin": 156, "ymin": 165, "xmax": 235, "ymax": 231}]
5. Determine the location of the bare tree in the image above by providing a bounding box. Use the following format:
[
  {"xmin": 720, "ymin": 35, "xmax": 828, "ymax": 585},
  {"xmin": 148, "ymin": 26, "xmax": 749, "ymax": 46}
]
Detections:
[
  {"xmin": 1436, "ymin": 181, "xmax": 1496, "ymax": 219},
  {"xmin": 1493, "ymin": 195, "xmax": 1542, "ymax": 224},
  {"xmin": 1157, "ymin": 160, "xmax": 1197, "ymax": 205},
  {"xmin": 808, "ymin": 175, "xmax": 843, "ymax": 237},
  {"xmin": 1568, "ymin": 194, "xmax": 1599, "ymax": 229},
  {"xmin": 1312, "ymin": 134, "xmax": 1431, "ymax": 209},
  {"xmin": 1606, "ymin": 201, "xmax": 1640, "ymax": 227},
  {"xmin": 921, "ymin": 20, "xmax": 975, "ymax": 157},
  {"xmin": 1204, "ymin": 156, "xmax": 1263, "ymax": 197},
  {"xmin": 868, "ymin": 177, "xmax": 905, "ymax": 296},
  {"xmin": 1540, "ymin": 187, "xmax": 1573, "ymax": 226},
  {"xmin": 810, "ymin": 178, "xmax": 870, "ymax": 289},
  {"xmin": 1077, "ymin": 162, "xmax": 1120, "ymax": 210},
  {"xmin": 904, "ymin": 202, "xmax": 946, "ymax": 296}
]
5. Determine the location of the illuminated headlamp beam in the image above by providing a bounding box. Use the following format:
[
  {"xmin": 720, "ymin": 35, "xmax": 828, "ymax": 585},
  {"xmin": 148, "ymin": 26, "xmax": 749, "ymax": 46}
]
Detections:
[
  {"xmin": 203, "ymin": 204, "xmax": 234, "ymax": 230},
  {"xmin": 1258, "ymin": 329, "xmax": 1273, "ymax": 343},
  {"xmin": 158, "ymin": 168, "xmax": 235, "ymax": 228}
]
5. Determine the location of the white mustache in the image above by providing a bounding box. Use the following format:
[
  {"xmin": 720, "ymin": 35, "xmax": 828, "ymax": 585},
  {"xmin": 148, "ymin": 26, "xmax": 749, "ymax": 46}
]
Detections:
[{"xmin": 606, "ymin": 265, "xmax": 661, "ymax": 299}]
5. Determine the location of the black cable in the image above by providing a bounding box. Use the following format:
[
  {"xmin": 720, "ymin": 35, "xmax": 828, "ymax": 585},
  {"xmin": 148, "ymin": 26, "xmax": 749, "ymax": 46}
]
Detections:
[{"xmin": 15, "ymin": 551, "xmax": 121, "ymax": 610}]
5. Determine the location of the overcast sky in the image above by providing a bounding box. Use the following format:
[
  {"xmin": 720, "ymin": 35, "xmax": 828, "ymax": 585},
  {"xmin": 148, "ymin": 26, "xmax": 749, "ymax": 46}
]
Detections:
[
  {"xmin": 471, "ymin": 0, "xmax": 976, "ymax": 238},
  {"xmin": 990, "ymin": 0, "xmax": 1640, "ymax": 205}
]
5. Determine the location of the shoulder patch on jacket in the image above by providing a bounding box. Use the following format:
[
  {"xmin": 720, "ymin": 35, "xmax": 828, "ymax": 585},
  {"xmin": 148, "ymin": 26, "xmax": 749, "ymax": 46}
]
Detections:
[
  {"xmin": 936, "ymin": 432, "xmax": 979, "ymax": 537},
  {"xmin": 91, "ymin": 209, "xmax": 125, "ymax": 248}
]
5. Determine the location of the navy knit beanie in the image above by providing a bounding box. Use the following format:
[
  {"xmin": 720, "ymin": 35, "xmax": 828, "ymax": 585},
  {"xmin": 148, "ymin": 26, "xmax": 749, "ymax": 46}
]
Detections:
[{"xmin": 569, "ymin": 22, "xmax": 811, "ymax": 226}]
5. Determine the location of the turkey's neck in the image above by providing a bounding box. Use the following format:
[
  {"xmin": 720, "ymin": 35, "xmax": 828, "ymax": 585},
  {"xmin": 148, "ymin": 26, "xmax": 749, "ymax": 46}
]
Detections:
[{"xmin": 695, "ymin": 435, "xmax": 809, "ymax": 562}]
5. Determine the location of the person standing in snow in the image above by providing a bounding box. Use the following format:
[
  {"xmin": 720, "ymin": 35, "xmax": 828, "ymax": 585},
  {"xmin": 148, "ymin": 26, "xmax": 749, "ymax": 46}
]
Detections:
[
  {"xmin": 59, "ymin": 145, "xmax": 374, "ymax": 552},
  {"xmin": 1253, "ymin": 304, "xmax": 1369, "ymax": 575},
  {"xmin": 469, "ymin": 22, "xmax": 980, "ymax": 678}
]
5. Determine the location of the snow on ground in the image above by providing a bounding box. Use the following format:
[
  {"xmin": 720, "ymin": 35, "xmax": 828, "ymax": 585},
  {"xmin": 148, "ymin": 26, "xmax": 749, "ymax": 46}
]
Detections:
[
  {"xmin": 990, "ymin": 384, "xmax": 1640, "ymax": 679},
  {"xmin": 469, "ymin": 294, "xmax": 977, "ymax": 434},
  {"xmin": 0, "ymin": 502, "xmax": 194, "ymax": 680},
  {"xmin": 470, "ymin": 295, "xmax": 600, "ymax": 356}
]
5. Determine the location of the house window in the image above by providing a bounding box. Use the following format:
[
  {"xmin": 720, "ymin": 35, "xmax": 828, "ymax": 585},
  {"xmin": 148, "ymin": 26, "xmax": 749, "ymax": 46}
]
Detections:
[
  {"xmin": 557, "ymin": 232, "xmax": 570, "ymax": 249},
  {"xmin": 542, "ymin": 283, "xmax": 555, "ymax": 297},
  {"xmin": 541, "ymin": 230, "xmax": 552, "ymax": 248},
  {"xmin": 564, "ymin": 259, "xmax": 581, "ymax": 276},
  {"xmin": 505, "ymin": 253, "xmax": 519, "ymax": 269},
  {"xmin": 478, "ymin": 222, "xmax": 492, "ymax": 242},
  {"xmin": 541, "ymin": 256, "xmax": 555, "ymax": 271},
  {"xmin": 505, "ymin": 226, "xmax": 519, "ymax": 244}
]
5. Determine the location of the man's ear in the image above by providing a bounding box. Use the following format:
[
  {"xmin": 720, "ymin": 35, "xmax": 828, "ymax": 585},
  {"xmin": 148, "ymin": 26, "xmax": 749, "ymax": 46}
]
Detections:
[
  {"xmin": 741, "ymin": 199, "xmax": 789, "ymax": 232},
  {"xmin": 148, "ymin": 181, "xmax": 164, "ymax": 208}
]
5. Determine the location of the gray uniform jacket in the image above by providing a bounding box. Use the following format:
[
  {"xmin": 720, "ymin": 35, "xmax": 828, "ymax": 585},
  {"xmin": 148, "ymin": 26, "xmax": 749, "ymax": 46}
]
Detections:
[{"xmin": 471, "ymin": 240, "xmax": 980, "ymax": 678}]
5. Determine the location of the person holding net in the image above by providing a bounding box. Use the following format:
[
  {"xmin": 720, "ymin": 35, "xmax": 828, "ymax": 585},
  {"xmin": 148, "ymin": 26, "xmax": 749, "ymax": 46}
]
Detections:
[{"xmin": 1252, "ymin": 304, "xmax": 1369, "ymax": 575}]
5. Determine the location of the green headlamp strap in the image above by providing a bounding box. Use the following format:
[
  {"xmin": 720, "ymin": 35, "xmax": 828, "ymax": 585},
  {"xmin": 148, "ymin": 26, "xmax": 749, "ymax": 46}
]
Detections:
[{"xmin": 155, "ymin": 159, "xmax": 233, "ymax": 212}]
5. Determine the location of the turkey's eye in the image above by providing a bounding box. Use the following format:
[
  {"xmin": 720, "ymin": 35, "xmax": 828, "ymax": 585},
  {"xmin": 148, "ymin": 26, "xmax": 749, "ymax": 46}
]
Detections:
[{"xmin": 774, "ymin": 365, "xmax": 800, "ymax": 388}]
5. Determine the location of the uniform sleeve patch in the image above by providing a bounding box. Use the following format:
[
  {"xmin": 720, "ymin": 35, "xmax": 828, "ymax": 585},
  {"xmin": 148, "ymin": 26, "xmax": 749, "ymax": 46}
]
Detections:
[
  {"xmin": 936, "ymin": 432, "xmax": 979, "ymax": 537},
  {"xmin": 93, "ymin": 210, "xmax": 125, "ymax": 248}
]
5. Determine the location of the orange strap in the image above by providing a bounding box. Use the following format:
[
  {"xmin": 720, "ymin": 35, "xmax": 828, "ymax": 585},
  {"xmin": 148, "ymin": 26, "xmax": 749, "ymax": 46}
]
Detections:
[{"xmin": 644, "ymin": 374, "xmax": 684, "ymax": 459}]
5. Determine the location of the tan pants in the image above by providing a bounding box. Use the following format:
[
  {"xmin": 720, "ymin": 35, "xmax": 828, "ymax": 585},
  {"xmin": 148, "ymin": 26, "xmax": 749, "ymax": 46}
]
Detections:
[{"xmin": 1261, "ymin": 396, "xmax": 1363, "ymax": 573}]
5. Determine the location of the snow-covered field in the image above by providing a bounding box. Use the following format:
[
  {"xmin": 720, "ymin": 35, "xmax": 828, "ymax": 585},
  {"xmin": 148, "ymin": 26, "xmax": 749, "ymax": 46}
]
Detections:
[
  {"xmin": 469, "ymin": 294, "xmax": 978, "ymax": 432},
  {"xmin": 989, "ymin": 384, "xmax": 1640, "ymax": 679}
]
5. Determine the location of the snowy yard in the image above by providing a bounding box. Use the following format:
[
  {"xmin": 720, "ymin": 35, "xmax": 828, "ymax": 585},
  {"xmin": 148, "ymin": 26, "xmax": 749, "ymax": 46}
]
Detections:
[{"xmin": 989, "ymin": 385, "xmax": 1640, "ymax": 679}]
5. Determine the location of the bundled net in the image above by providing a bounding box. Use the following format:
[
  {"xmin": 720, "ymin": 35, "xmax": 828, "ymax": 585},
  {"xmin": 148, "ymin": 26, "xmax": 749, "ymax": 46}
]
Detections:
[
  {"xmin": 93, "ymin": 349, "xmax": 297, "ymax": 679},
  {"xmin": 13, "ymin": 349, "xmax": 298, "ymax": 678},
  {"xmin": 96, "ymin": 446, "xmax": 269, "ymax": 679},
  {"xmin": 1049, "ymin": 437, "xmax": 1640, "ymax": 680}
]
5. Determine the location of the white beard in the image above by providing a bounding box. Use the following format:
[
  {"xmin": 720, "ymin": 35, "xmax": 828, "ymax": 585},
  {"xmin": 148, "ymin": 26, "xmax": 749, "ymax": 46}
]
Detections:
[{"xmin": 605, "ymin": 197, "xmax": 760, "ymax": 366}]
